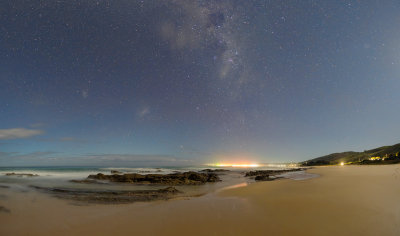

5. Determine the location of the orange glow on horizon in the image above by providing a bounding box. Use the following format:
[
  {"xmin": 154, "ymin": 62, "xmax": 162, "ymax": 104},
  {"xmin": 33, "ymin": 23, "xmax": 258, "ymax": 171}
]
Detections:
[{"xmin": 208, "ymin": 163, "xmax": 260, "ymax": 168}]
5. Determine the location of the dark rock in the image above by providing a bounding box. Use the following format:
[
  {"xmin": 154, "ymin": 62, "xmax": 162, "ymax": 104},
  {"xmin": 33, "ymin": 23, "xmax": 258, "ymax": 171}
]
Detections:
[
  {"xmin": 246, "ymin": 168, "xmax": 305, "ymax": 182},
  {"xmin": 200, "ymin": 169, "xmax": 230, "ymax": 173},
  {"xmin": 30, "ymin": 185, "xmax": 182, "ymax": 204},
  {"xmin": 86, "ymin": 171, "xmax": 220, "ymax": 185},
  {"xmin": 5, "ymin": 173, "xmax": 39, "ymax": 177},
  {"xmin": 245, "ymin": 170, "xmax": 273, "ymax": 177},
  {"xmin": 70, "ymin": 179, "xmax": 102, "ymax": 184},
  {"xmin": 254, "ymin": 175, "xmax": 280, "ymax": 181},
  {"xmin": 158, "ymin": 186, "xmax": 181, "ymax": 194},
  {"xmin": 111, "ymin": 170, "xmax": 122, "ymax": 174},
  {"xmin": 0, "ymin": 185, "xmax": 10, "ymax": 189},
  {"xmin": 245, "ymin": 168, "xmax": 305, "ymax": 177},
  {"xmin": 0, "ymin": 206, "xmax": 11, "ymax": 213},
  {"xmin": 254, "ymin": 175, "xmax": 269, "ymax": 181}
]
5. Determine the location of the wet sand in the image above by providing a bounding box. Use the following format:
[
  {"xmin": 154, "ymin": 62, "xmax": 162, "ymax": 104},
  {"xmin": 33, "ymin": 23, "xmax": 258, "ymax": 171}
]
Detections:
[{"xmin": 1, "ymin": 165, "xmax": 400, "ymax": 235}]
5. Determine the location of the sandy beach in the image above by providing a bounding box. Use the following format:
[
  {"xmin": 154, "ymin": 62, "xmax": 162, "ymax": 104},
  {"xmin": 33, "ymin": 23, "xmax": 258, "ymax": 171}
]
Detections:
[{"xmin": 1, "ymin": 165, "xmax": 400, "ymax": 235}]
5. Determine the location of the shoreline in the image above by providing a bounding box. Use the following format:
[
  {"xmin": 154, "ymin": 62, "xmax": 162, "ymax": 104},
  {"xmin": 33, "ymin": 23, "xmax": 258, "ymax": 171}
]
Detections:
[
  {"xmin": 1, "ymin": 165, "xmax": 400, "ymax": 235},
  {"xmin": 0, "ymin": 167, "xmax": 308, "ymax": 204}
]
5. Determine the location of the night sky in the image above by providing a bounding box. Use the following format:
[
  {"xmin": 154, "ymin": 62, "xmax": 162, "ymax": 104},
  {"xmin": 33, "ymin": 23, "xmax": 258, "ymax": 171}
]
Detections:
[{"xmin": 1, "ymin": 0, "xmax": 400, "ymax": 166}]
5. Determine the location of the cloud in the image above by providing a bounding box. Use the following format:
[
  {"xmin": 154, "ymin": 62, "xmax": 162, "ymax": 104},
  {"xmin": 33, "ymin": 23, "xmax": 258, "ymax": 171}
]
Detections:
[
  {"xmin": 0, "ymin": 151, "xmax": 195, "ymax": 167},
  {"xmin": 30, "ymin": 123, "xmax": 45, "ymax": 128},
  {"xmin": 0, "ymin": 152, "xmax": 14, "ymax": 158},
  {"xmin": 0, "ymin": 151, "xmax": 60, "ymax": 166},
  {"xmin": 59, "ymin": 137, "xmax": 79, "ymax": 142},
  {"xmin": 33, "ymin": 136, "xmax": 89, "ymax": 144},
  {"xmin": 138, "ymin": 107, "xmax": 150, "ymax": 118},
  {"xmin": 81, "ymin": 89, "xmax": 89, "ymax": 99},
  {"xmin": 12, "ymin": 151, "xmax": 58, "ymax": 159},
  {"xmin": 84, "ymin": 154, "xmax": 179, "ymax": 163},
  {"xmin": 0, "ymin": 151, "xmax": 60, "ymax": 164},
  {"xmin": 80, "ymin": 153, "xmax": 195, "ymax": 166},
  {"xmin": 0, "ymin": 151, "xmax": 194, "ymax": 167},
  {"xmin": 0, "ymin": 128, "xmax": 44, "ymax": 140}
]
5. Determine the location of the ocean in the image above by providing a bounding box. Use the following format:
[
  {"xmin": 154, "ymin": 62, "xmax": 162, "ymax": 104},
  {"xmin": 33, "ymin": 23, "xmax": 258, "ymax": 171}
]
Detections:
[{"xmin": 0, "ymin": 165, "xmax": 315, "ymax": 197}]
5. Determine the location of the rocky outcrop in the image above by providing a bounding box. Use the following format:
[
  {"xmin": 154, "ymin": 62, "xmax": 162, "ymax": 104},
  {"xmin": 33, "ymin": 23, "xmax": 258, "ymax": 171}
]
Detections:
[
  {"xmin": 110, "ymin": 170, "xmax": 122, "ymax": 174},
  {"xmin": 245, "ymin": 168, "xmax": 304, "ymax": 177},
  {"xmin": 70, "ymin": 179, "xmax": 102, "ymax": 184},
  {"xmin": 0, "ymin": 206, "xmax": 11, "ymax": 213},
  {"xmin": 30, "ymin": 186, "xmax": 181, "ymax": 204},
  {"xmin": 5, "ymin": 173, "xmax": 39, "ymax": 177},
  {"xmin": 200, "ymin": 169, "xmax": 230, "ymax": 173},
  {"xmin": 245, "ymin": 168, "xmax": 305, "ymax": 181},
  {"xmin": 86, "ymin": 171, "xmax": 220, "ymax": 185},
  {"xmin": 254, "ymin": 175, "xmax": 280, "ymax": 181}
]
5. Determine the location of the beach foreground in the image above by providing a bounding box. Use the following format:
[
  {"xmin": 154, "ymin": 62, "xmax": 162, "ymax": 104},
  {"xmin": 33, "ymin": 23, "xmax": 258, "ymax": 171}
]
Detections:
[{"xmin": 1, "ymin": 165, "xmax": 400, "ymax": 235}]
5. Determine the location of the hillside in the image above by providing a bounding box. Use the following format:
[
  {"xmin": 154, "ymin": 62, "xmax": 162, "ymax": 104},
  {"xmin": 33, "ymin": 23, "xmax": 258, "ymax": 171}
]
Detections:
[{"xmin": 302, "ymin": 143, "xmax": 400, "ymax": 166}]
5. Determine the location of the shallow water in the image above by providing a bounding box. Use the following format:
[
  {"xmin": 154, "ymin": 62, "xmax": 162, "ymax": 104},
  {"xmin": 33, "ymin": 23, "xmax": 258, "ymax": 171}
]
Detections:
[
  {"xmin": 276, "ymin": 170, "xmax": 320, "ymax": 180},
  {"xmin": 0, "ymin": 166, "xmax": 315, "ymax": 200}
]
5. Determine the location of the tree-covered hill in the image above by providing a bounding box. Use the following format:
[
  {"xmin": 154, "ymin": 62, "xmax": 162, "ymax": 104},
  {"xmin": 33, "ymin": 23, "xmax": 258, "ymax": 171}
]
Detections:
[{"xmin": 302, "ymin": 143, "xmax": 400, "ymax": 166}]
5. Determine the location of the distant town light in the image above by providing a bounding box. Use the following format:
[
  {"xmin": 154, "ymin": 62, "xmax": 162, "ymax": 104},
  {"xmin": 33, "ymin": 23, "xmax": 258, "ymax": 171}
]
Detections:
[{"xmin": 207, "ymin": 163, "xmax": 260, "ymax": 168}]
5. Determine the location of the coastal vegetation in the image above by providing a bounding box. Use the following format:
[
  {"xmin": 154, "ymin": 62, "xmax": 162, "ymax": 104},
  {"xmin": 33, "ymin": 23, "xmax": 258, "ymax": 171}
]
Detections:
[{"xmin": 302, "ymin": 143, "xmax": 400, "ymax": 166}]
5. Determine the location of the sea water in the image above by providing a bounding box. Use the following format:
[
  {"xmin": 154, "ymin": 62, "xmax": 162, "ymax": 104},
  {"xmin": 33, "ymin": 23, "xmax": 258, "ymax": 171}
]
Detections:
[
  {"xmin": 0, "ymin": 166, "xmax": 239, "ymax": 195},
  {"xmin": 0, "ymin": 165, "xmax": 317, "ymax": 198}
]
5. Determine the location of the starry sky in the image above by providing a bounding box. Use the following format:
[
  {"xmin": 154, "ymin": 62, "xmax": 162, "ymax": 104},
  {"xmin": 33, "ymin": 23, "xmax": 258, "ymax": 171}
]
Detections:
[{"xmin": 1, "ymin": 0, "xmax": 400, "ymax": 166}]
